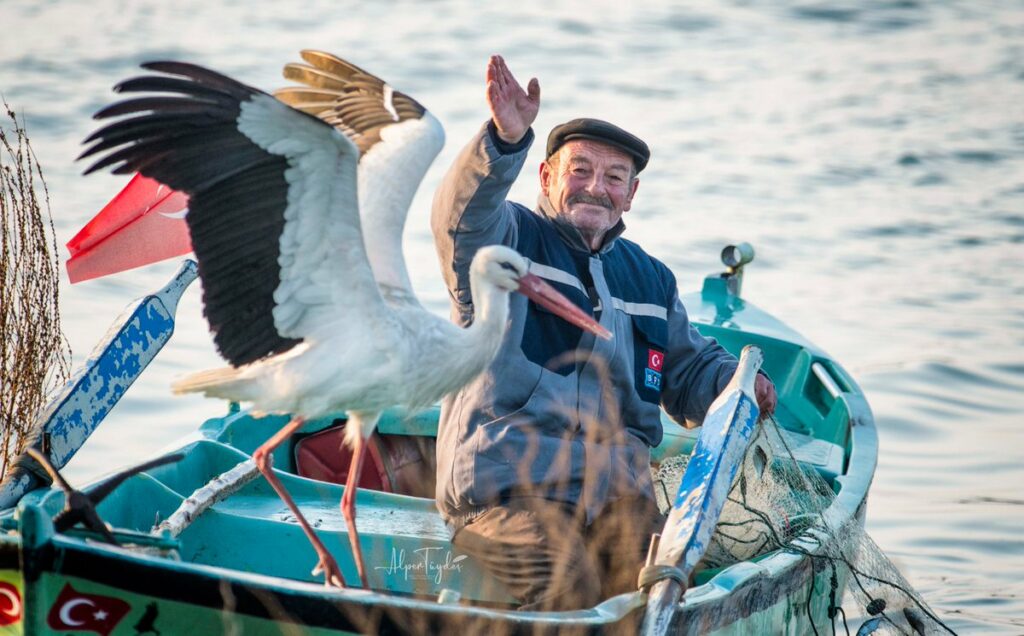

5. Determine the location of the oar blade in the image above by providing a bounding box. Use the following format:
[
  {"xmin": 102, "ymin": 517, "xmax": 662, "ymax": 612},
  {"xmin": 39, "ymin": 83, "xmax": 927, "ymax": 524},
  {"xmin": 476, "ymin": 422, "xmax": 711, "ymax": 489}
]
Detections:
[{"xmin": 641, "ymin": 345, "xmax": 763, "ymax": 635}]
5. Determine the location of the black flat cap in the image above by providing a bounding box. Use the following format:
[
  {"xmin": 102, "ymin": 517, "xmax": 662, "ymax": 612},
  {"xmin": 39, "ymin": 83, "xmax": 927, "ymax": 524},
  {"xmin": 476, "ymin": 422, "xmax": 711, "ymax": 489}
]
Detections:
[{"xmin": 546, "ymin": 118, "xmax": 650, "ymax": 173}]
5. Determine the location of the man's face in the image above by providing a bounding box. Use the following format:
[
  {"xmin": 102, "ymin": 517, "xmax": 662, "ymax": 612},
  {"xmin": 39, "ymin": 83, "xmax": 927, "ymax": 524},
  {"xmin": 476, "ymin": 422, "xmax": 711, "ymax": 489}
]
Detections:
[{"xmin": 540, "ymin": 140, "xmax": 640, "ymax": 250}]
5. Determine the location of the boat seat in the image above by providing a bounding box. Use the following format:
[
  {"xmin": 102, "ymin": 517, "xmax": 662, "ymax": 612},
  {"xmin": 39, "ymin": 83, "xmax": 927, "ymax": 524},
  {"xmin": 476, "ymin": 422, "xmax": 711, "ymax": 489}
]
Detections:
[{"xmin": 294, "ymin": 422, "xmax": 437, "ymax": 499}]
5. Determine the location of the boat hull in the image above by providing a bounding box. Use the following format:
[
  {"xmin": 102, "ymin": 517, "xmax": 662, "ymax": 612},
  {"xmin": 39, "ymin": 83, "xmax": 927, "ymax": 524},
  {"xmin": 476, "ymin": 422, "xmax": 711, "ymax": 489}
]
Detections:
[{"xmin": 4, "ymin": 525, "xmax": 850, "ymax": 636}]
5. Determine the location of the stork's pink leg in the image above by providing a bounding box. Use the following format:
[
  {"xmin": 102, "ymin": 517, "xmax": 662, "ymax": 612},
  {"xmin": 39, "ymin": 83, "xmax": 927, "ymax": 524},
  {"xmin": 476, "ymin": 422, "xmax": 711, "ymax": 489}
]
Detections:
[
  {"xmin": 253, "ymin": 416, "xmax": 345, "ymax": 588},
  {"xmin": 341, "ymin": 434, "xmax": 370, "ymax": 588}
]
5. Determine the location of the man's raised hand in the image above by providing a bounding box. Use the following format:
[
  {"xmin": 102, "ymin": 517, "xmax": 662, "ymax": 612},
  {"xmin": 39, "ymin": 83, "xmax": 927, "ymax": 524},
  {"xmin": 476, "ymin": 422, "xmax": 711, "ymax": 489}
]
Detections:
[{"xmin": 486, "ymin": 55, "xmax": 540, "ymax": 145}]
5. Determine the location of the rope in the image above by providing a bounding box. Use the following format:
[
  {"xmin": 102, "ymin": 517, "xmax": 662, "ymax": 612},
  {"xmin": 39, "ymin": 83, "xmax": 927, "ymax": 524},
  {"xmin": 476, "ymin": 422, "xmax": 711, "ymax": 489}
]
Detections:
[{"xmin": 636, "ymin": 564, "xmax": 687, "ymax": 591}]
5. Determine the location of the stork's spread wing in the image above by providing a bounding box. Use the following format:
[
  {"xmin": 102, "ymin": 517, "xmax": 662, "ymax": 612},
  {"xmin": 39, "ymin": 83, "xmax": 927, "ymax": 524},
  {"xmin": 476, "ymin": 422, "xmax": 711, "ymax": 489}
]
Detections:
[
  {"xmin": 274, "ymin": 50, "xmax": 445, "ymax": 305},
  {"xmin": 80, "ymin": 61, "xmax": 389, "ymax": 366}
]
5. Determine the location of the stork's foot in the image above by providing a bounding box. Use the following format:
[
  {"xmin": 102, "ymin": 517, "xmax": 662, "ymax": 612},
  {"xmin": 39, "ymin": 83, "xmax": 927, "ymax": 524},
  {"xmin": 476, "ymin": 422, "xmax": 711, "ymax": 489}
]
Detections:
[
  {"xmin": 252, "ymin": 416, "xmax": 349, "ymax": 588},
  {"xmin": 312, "ymin": 551, "xmax": 346, "ymax": 588}
]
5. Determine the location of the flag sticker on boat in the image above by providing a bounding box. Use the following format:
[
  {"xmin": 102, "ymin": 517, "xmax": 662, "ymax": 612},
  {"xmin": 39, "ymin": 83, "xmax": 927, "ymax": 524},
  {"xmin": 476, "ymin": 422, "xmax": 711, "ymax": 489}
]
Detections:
[
  {"xmin": 0, "ymin": 582, "xmax": 21, "ymax": 626},
  {"xmin": 46, "ymin": 584, "xmax": 130, "ymax": 636}
]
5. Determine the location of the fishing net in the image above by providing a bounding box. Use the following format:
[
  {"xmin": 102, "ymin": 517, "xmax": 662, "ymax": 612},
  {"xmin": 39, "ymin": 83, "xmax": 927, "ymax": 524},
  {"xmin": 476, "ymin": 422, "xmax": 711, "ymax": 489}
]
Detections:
[
  {"xmin": 0, "ymin": 101, "xmax": 70, "ymax": 481},
  {"xmin": 652, "ymin": 418, "xmax": 956, "ymax": 635}
]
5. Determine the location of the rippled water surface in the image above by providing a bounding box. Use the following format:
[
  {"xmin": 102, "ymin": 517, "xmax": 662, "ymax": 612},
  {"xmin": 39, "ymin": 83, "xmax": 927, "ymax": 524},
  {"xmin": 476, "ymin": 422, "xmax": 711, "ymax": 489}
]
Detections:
[{"xmin": 3, "ymin": 1, "xmax": 1022, "ymax": 632}]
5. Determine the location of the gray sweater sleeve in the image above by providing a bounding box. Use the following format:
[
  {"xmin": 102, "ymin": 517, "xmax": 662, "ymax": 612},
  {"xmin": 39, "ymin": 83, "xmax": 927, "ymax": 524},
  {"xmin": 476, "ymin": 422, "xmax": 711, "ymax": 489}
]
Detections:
[
  {"xmin": 660, "ymin": 287, "xmax": 739, "ymax": 427},
  {"xmin": 430, "ymin": 122, "xmax": 535, "ymax": 316}
]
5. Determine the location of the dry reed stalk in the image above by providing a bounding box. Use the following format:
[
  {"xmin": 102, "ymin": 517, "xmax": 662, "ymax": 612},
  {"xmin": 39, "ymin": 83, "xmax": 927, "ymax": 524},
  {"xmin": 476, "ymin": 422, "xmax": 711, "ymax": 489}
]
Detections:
[{"xmin": 0, "ymin": 100, "xmax": 71, "ymax": 481}]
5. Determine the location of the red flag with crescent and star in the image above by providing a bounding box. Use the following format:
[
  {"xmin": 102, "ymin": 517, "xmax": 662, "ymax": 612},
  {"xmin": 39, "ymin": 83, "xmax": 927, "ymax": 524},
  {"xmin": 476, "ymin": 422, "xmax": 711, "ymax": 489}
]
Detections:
[
  {"xmin": 648, "ymin": 348, "xmax": 664, "ymax": 372},
  {"xmin": 46, "ymin": 583, "xmax": 130, "ymax": 635},
  {"xmin": 66, "ymin": 174, "xmax": 192, "ymax": 283},
  {"xmin": 0, "ymin": 581, "xmax": 21, "ymax": 626}
]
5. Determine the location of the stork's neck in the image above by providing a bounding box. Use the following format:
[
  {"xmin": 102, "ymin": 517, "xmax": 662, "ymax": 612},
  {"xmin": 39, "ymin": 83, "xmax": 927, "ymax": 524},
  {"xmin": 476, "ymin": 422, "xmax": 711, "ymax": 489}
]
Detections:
[{"xmin": 466, "ymin": 266, "xmax": 512, "ymax": 353}]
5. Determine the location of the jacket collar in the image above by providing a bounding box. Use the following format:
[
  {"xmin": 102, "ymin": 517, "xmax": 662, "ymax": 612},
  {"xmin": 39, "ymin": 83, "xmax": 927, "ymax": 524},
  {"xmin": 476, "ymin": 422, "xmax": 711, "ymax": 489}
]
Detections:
[{"xmin": 536, "ymin": 195, "xmax": 626, "ymax": 255}]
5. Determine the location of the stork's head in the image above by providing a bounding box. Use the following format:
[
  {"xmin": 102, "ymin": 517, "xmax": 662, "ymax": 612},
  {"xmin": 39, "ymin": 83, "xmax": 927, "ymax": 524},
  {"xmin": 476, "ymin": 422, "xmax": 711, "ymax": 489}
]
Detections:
[{"xmin": 472, "ymin": 245, "xmax": 612, "ymax": 340}]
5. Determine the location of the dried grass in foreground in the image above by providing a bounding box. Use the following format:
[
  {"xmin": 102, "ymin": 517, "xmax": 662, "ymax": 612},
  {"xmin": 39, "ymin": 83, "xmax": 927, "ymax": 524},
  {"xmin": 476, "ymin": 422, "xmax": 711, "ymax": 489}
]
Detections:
[{"xmin": 0, "ymin": 100, "xmax": 70, "ymax": 481}]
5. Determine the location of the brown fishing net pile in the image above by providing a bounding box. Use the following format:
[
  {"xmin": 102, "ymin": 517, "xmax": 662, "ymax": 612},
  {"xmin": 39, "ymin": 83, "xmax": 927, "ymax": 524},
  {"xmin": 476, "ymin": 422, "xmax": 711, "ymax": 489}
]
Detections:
[
  {"xmin": 0, "ymin": 101, "xmax": 70, "ymax": 481},
  {"xmin": 652, "ymin": 418, "xmax": 956, "ymax": 635}
]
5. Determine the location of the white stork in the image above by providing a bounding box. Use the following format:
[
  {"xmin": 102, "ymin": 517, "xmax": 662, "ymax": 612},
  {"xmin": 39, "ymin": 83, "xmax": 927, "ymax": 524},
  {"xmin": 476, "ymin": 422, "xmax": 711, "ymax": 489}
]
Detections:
[{"xmin": 79, "ymin": 52, "xmax": 610, "ymax": 589}]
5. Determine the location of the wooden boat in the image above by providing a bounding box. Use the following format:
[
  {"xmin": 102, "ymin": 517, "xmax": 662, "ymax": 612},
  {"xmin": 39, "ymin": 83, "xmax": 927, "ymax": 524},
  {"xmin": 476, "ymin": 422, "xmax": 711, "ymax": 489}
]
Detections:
[{"xmin": 0, "ymin": 245, "xmax": 877, "ymax": 634}]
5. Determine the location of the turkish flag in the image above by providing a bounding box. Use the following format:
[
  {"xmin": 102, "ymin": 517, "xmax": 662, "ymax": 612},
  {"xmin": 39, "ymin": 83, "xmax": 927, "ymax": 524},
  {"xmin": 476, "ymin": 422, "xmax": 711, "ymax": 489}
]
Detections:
[
  {"xmin": 46, "ymin": 583, "xmax": 131, "ymax": 635},
  {"xmin": 66, "ymin": 174, "xmax": 192, "ymax": 283},
  {"xmin": 0, "ymin": 581, "xmax": 21, "ymax": 626},
  {"xmin": 648, "ymin": 348, "xmax": 664, "ymax": 372}
]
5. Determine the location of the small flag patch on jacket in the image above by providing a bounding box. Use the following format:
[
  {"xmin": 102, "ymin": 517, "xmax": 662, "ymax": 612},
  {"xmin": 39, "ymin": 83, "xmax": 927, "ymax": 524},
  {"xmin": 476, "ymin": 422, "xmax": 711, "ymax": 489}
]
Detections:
[
  {"xmin": 645, "ymin": 349, "xmax": 664, "ymax": 390},
  {"xmin": 648, "ymin": 349, "xmax": 663, "ymax": 372}
]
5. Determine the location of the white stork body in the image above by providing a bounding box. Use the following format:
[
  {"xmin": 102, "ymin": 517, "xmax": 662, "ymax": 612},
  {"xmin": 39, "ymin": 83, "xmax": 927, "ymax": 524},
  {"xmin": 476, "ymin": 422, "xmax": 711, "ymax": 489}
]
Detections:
[
  {"xmin": 80, "ymin": 52, "xmax": 608, "ymax": 589},
  {"xmin": 174, "ymin": 262, "xmax": 510, "ymax": 432}
]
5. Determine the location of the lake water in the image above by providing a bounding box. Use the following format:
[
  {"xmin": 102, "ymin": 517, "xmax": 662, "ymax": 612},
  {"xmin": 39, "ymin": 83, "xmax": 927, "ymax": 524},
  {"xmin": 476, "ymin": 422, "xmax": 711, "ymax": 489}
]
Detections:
[{"xmin": 2, "ymin": 0, "xmax": 1022, "ymax": 632}]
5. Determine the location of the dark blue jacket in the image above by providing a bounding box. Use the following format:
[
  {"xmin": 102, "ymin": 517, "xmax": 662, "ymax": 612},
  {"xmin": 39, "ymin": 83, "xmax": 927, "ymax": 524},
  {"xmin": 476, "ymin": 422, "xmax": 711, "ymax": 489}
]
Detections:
[{"xmin": 431, "ymin": 124, "xmax": 738, "ymax": 528}]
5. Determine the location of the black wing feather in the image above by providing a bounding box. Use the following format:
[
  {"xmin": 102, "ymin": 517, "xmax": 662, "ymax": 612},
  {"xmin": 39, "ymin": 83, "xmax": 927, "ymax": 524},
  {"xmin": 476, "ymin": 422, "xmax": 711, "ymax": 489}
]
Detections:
[
  {"xmin": 92, "ymin": 96, "xmax": 235, "ymax": 120},
  {"xmin": 82, "ymin": 113, "xmax": 213, "ymax": 146},
  {"xmin": 113, "ymin": 76, "xmax": 243, "ymax": 105},
  {"xmin": 140, "ymin": 61, "xmax": 257, "ymax": 100}
]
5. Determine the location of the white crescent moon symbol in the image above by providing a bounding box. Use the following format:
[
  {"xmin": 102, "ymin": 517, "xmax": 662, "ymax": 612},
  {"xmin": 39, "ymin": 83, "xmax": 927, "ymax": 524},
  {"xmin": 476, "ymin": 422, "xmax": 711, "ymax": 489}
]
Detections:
[
  {"xmin": 0, "ymin": 587, "xmax": 19, "ymax": 617},
  {"xmin": 159, "ymin": 207, "xmax": 188, "ymax": 220},
  {"xmin": 59, "ymin": 598, "xmax": 95, "ymax": 626}
]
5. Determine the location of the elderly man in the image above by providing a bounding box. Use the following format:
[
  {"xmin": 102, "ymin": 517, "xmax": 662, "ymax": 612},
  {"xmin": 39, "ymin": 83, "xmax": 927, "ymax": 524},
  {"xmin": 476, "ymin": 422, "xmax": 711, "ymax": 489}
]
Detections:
[{"xmin": 431, "ymin": 55, "xmax": 777, "ymax": 611}]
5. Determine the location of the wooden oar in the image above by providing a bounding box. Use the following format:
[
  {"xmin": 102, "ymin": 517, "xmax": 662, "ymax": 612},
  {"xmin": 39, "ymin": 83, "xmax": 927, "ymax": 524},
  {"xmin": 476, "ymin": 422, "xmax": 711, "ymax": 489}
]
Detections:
[
  {"xmin": 0, "ymin": 260, "xmax": 198, "ymax": 509},
  {"xmin": 640, "ymin": 345, "xmax": 764, "ymax": 636}
]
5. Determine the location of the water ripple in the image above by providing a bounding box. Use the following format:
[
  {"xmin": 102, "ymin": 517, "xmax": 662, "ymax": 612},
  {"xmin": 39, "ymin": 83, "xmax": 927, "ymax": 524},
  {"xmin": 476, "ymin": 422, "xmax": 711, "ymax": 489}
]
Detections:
[
  {"xmin": 953, "ymin": 149, "xmax": 1006, "ymax": 164},
  {"xmin": 853, "ymin": 221, "xmax": 942, "ymax": 238},
  {"xmin": 956, "ymin": 497, "xmax": 1024, "ymax": 506},
  {"xmin": 791, "ymin": 5, "xmax": 861, "ymax": 24}
]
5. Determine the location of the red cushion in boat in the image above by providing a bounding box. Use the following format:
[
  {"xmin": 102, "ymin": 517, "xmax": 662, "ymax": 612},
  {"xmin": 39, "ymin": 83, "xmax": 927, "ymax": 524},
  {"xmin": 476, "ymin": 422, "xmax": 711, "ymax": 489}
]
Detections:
[
  {"xmin": 294, "ymin": 424, "xmax": 391, "ymax": 491},
  {"xmin": 293, "ymin": 421, "xmax": 437, "ymax": 498}
]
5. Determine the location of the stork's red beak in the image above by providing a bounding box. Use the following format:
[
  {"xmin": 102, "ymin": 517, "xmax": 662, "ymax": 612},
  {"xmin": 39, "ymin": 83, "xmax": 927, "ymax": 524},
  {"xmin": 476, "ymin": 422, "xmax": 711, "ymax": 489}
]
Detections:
[{"xmin": 517, "ymin": 273, "xmax": 612, "ymax": 340}]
